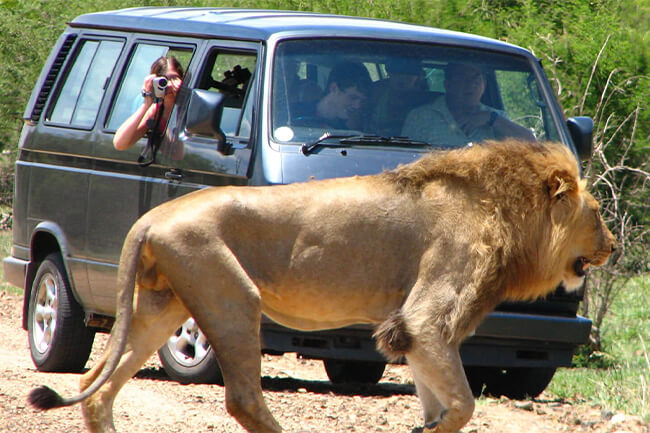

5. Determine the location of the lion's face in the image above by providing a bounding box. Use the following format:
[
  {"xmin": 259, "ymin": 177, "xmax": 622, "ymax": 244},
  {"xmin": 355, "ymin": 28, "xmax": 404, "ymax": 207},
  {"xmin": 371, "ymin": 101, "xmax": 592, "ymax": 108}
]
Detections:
[{"xmin": 557, "ymin": 186, "xmax": 616, "ymax": 291}]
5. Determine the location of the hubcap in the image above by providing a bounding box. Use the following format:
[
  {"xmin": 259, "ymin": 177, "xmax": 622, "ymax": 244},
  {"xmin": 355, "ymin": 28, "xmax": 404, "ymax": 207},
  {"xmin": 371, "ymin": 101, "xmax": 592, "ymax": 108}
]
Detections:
[
  {"xmin": 166, "ymin": 318, "xmax": 211, "ymax": 367},
  {"xmin": 32, "ymin": 273, "xmax": 58, "ymax": 354}
]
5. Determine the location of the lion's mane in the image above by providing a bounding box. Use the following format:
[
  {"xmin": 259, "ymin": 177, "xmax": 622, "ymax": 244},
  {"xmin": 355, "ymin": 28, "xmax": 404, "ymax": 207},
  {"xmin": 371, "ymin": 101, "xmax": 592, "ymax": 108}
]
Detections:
[{"xmin": 378, "ymin": 140, "xmax": 583, "ymax": 346}]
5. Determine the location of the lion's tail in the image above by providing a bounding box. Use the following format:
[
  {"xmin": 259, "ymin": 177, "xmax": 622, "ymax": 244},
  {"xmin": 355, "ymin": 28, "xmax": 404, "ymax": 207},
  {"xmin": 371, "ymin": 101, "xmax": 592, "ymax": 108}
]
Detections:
[{"xmin": 28, "ymin": 220, "xmax": 149, "ymax": 410}]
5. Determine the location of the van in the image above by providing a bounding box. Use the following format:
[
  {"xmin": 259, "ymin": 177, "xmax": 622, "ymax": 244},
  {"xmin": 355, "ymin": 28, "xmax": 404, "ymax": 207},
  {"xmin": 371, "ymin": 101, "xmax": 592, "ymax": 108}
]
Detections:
[{"xmin": 4, "ymin": 7, "xmax": 595, "ymax": 398}]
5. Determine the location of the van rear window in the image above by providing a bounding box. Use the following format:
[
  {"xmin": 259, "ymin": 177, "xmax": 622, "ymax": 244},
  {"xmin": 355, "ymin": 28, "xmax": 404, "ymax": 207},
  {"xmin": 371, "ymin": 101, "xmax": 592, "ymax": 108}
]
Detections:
[{"xmin": 47, "ymin": 39, "xmax": 123, "ymax": 129}]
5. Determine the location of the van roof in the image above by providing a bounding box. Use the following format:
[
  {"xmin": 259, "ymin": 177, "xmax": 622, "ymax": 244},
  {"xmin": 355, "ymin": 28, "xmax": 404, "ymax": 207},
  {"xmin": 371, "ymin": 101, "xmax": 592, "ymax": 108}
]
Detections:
[{"xmin": 70, "ymin": 7, "xmax": 525, "ymax": 54}]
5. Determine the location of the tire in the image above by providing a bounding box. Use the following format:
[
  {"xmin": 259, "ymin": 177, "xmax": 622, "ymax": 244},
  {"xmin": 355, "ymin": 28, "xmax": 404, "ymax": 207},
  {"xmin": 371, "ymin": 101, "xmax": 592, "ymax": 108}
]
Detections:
[
  {"xmin": 27, "ymin": 252, "xmax": 95, "ymax": 372},
  {"xmin": 465, "ymin": 366, "xmax": 556, "ymax": 400},
  {"xmin": 323, "ymin": 359, "xmax": 386, "ymax": 384},
  {"xmin": 157, "ymin": 318, "xmax": 223, "ymax": 385}
]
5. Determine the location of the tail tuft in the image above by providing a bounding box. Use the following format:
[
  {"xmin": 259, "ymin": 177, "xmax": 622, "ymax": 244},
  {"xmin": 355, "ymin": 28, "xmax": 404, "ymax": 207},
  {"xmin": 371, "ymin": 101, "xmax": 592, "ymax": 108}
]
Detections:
[
  {"xmin": 28, "ymin": 386, "xmax": 66, "ymax": 410},
  {"xmin": 373, "ymin": 309, "xmax": 413, "ymax": 363}
]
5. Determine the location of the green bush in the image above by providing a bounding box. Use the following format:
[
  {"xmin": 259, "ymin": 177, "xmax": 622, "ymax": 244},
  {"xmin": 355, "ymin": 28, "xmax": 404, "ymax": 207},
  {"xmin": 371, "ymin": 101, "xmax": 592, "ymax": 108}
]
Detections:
[{"xmin": 1, "ymin": 0, "xmax": 647, "ymax": 154}]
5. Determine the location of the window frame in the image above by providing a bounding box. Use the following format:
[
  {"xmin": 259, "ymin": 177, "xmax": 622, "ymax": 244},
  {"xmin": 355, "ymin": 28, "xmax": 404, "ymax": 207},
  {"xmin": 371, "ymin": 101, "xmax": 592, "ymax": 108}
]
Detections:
[
  {"xmin": 104, "ymin": 40, "xmax": 196, "ymax": 133},
  {"xmin": 192, "ymin": 47, "xmax": 259, "ymax": 141}
]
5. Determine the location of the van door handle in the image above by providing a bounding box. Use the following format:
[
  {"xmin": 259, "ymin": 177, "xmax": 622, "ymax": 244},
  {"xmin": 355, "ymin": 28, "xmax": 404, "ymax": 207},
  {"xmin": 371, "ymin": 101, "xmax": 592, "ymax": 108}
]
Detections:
[{"xmin": 164, "ymin": 169, "xmax": 183, "ymax": 181}]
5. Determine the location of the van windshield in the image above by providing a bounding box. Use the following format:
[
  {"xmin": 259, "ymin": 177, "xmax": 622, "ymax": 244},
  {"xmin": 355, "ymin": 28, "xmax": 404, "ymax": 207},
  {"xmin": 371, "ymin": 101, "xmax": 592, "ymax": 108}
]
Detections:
[{"xmin": 271, "ymin": 39, "xmax": 559, "ymax": 148}]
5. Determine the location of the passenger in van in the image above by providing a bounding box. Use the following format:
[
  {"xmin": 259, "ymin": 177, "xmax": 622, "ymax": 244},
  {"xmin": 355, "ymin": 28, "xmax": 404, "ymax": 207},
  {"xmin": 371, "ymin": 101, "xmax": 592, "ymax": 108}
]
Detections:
[
  {"xmin": 292, "ymin": 61, "xmax": 371, "ymax": 130},
  {"xmin": 401, "ymin": 62, "xmax": 536, "ymax": 146},
  {"xmin": 368, "ymin": 58, "xmax": 426, "ymax": 137},
  {"xmin": 113, "ymin": 56, "xmax": 184, "ymax": 151}
]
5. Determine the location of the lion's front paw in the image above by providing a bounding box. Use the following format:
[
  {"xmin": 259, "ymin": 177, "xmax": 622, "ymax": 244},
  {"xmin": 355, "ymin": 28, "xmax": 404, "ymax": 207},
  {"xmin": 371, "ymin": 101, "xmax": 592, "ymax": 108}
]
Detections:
[
  {"xmin": 424, "ymin": 420, "xmax": 439, "ymax": 432},
  {"xmin": 409, "ymin": 421, "xmax": 440, "ymax": 433}
]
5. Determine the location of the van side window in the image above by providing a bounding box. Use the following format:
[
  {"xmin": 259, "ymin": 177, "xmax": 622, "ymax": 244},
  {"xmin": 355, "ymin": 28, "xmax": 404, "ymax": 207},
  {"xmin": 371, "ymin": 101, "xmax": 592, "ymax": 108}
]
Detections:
[
  {"xmin": 47, "ymin": 39, "xmax": 123, "ymax": 128},
  {"xmin": 106, "ymin": 44, "xmax": 193, "ymax": 131},
  {"xmin": 496, "ymin": 70, "xmax": 559, "ymax": 141},
  {"xmin": 197, "ymin": 51, "xmax": 257, "ymax": 138}
]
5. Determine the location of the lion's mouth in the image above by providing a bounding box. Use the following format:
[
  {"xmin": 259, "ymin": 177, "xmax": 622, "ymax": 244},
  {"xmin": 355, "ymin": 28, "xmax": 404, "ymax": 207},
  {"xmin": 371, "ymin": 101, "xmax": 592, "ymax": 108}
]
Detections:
[{"xmin": 573, "ymin": 257, "xmax": 589, "ymax": 277}]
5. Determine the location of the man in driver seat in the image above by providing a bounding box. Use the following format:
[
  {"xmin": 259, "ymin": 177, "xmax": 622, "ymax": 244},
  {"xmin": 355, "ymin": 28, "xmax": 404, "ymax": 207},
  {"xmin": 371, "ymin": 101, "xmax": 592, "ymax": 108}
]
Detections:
[
  {"xmin": 402, "ymin": 62, "xmax": 536, "ymax": 146},
  {"xmin": 293, "ymin": 61, "xmax": 371, "ymax": 130}
]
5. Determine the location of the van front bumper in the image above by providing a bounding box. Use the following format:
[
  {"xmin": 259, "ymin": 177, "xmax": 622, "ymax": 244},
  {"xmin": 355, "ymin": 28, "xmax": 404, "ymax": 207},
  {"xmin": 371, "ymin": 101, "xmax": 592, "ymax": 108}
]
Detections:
[
  {"xmin": 461, "ymin": 312, "xmax": 592, "ymax": 367},
  {"xmin": 261, "ymin": 311, "xmax": 592, "ymax": 368}
]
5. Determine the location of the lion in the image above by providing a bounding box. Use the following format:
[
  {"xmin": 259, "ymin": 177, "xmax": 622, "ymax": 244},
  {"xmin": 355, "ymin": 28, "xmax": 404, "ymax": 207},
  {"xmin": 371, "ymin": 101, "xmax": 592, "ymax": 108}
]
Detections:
[{"xmin": 28, "ymin": 139, "xmax": 615, "ymax": 433}]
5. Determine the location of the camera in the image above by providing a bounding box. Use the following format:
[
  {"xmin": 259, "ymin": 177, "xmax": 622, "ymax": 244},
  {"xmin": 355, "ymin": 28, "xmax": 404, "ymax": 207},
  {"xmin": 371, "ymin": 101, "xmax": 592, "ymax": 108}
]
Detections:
[{"xmin": 152, "ymin": 76, "xmax": 168, "ymax": 99}]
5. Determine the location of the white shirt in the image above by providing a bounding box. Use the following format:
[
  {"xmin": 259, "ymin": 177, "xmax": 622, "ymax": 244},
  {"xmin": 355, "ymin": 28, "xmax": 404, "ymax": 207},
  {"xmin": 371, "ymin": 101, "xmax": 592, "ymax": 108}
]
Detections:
[{"xmin": 401, "ymin": 96, "xmax": 504, "ymax": 147}]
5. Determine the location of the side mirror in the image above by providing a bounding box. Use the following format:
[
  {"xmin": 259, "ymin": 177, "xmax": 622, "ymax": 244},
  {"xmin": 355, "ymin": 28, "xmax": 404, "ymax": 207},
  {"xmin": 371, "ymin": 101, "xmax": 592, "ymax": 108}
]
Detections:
[
  {"xmin": 186, "ymin": 89, "xmax": 230, "ymax": 154},
  {"xmin": 567, "ymin": 116, "xmax": 593, "ymax": 160}
]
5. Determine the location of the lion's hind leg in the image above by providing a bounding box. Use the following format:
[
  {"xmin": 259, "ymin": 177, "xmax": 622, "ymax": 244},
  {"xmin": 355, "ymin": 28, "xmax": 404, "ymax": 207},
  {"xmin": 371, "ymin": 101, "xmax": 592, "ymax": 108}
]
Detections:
[
  {"xmin": 80, "ymin": 287, "xmax": 189, "ymax": 433},
  {"xmin": 197, "ymin": 310, "xmax": 282, "ymax": 433},
  {"xmin": 163, "ymin": 249, "xmax": 283, "ymax": 433}
]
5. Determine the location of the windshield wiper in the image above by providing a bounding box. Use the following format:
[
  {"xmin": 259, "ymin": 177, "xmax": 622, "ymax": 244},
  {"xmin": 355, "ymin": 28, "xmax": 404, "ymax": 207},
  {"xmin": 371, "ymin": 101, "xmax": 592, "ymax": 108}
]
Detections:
[
  {"xmin": 340, "ymin": 135, "xmax": 430, "ymax": 147},
  {"xmin": 300, "ymin": 133, "xmax": 356, "ymax": 155},
  {"xmin": 301, "ymin": 133, "xmax": 430, "ymax": 155}
]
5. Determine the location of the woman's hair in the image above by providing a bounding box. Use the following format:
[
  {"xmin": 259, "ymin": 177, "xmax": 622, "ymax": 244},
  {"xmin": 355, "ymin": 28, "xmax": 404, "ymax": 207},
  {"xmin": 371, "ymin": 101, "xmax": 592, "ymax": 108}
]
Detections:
[{"xmin": 150, "ymin": 56, "xmax": 185, "ymax": 78}]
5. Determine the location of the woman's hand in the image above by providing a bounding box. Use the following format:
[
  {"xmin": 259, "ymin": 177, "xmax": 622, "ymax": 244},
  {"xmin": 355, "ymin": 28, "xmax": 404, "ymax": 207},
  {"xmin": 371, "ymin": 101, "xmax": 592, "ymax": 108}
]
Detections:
[
  {"xmin": 142, "ymin": 74, "xmax": 157, "ymax": 101},
  {"xmin": 163, "ymin": 75, "xmax": 182, "ymax": 104}
]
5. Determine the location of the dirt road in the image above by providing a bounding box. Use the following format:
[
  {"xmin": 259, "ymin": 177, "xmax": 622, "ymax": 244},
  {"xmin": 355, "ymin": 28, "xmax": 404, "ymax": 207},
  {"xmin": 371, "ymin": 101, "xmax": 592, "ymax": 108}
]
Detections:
[{"xmin": 0, "ymin": 291, "xmax": 646, "ymax": 433}]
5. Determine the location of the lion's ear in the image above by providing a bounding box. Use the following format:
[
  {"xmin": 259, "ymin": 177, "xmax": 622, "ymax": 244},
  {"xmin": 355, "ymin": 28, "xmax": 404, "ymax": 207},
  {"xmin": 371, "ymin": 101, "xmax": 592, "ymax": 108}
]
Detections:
[{"xmin": 547, "ymin": 169, "xmax": 577, "ymax": 202}]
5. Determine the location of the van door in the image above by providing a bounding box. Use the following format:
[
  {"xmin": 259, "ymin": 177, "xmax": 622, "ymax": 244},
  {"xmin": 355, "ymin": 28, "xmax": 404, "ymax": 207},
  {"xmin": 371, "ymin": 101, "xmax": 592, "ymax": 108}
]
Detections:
[
  {"xmin": 85, "ymin": 41, "xmax": 196, "ymax": 314},
  {"xmin": 156, "ymin": 43, "xmax": 260, "ymax": 198},
  {"xmin": 85, "ymin": 41, "xmax": 260, "ymax": 315}
]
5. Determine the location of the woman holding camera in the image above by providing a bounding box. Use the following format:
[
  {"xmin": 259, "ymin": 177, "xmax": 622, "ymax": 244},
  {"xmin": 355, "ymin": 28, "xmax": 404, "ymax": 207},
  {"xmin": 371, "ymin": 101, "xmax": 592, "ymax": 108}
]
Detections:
[{"xmin": 113, "ymin": 56, "xmax": 184, "ymax": 151}]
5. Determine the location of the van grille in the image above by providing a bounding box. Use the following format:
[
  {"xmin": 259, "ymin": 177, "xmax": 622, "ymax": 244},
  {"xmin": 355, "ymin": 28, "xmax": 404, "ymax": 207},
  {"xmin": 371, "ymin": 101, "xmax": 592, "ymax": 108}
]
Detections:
[{"xmin": 30, "ymin": 34, "xmax": 77, "ymax": 122}]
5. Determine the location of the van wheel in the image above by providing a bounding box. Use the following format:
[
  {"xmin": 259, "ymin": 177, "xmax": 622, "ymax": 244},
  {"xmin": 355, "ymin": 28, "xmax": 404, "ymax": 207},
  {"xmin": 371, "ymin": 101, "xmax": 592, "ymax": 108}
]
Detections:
[
  {"xmin": 27, "ymin": 253, "xmax": 95, "ymax": 372},
  {"xmin": 323, "ymin": 359, "xmax": 386, "ymax": 384},
  {"xmin": 157, "ymin": 318, "xmax": 223, "ymax": 385},
  {"xmin": 465, "ymin": 366, "xmax": 556, "ymax": 399}
]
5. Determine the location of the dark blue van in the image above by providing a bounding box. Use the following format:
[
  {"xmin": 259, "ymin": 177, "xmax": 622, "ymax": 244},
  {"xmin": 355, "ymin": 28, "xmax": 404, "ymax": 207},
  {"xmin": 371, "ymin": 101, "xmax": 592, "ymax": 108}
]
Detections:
[{"xmin": 3, "ymin": 7, "xmax": 594, "ymax": 398}]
